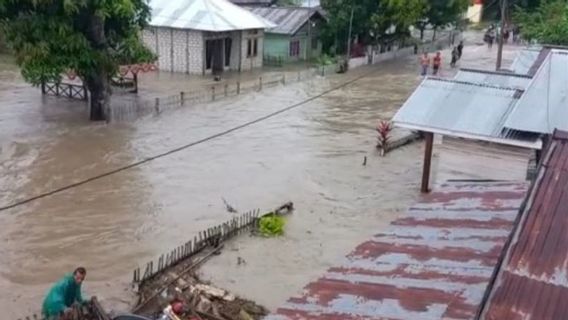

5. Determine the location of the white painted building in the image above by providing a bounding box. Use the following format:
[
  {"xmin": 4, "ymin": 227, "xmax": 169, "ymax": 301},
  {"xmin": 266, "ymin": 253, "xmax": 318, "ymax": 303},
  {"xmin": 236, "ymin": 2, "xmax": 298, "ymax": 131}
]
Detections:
[{"xmin": 143, "ymin": 0, "xmax": 274, "ymax": 75}]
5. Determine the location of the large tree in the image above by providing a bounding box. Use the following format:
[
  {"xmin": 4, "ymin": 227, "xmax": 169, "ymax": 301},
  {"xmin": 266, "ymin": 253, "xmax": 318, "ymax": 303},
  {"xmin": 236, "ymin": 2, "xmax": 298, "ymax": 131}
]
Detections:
[
  {"xmin": 514, "ymin": 0, "xmax": 568, "ymax": 45},
  {"xmin": 415, "ymin": 0, "xmax": 469, "ymax": 40},
  {"xmin": 0, "ymin": 0, "xmax": 155, "ymax": 121},
  {"xmin": 321, "ymin": 0, "xmax": 426, "ymax": 54}
]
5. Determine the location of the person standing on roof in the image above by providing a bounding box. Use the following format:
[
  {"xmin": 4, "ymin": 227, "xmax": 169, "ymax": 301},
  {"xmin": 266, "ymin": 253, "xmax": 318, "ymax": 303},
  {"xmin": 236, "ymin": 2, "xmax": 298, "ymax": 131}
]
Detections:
[
  {"xmin": 42, "ymin": 267, "xmax": 87, "ymax": 319},
  {"xmin": 432, "ymin": 51, "xmax": 442, "ymax": 75},
  {"xmin": 419, "ymin": 52, "xmax": 430, "ymax": 76}
]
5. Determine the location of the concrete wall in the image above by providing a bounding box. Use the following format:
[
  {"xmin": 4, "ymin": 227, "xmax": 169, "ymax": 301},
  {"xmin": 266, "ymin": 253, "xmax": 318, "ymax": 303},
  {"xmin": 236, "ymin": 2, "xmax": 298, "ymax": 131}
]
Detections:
[
  {"xmin": 144, "ymin": 27, "xmax": 264, "ymax": 74},
  {"xmin": 143, "ymin": 27, "xmax": 203, "ymax": 74}
]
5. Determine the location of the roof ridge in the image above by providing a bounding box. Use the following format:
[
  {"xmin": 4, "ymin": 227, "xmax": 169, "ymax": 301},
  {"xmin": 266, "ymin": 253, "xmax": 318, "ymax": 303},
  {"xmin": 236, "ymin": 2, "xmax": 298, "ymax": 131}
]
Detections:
[
  {"xmin": 427, "ymin": 77, "xmax": 521, "ymax": 92},
  {"xmin": 553, "ymin": 129, "xmax": 568, "ymax": 141},
  {"xmin": 459, "ymin": 68, "xmax": 532, "ymax": 79}
]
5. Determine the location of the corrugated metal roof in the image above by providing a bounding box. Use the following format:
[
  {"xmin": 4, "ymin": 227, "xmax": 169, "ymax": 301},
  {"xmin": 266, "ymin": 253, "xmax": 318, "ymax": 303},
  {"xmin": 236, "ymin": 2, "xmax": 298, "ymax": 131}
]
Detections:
[
  {"xmin": 248, "ymin": 7, "xmax": 323, "ymax": 35},
  {"xmin": 454, "ymin": 69, "xmax": 531, "ymax": 90},
  {"xmin": 481, "ymin": 130, "xmax": 568, "ymax": 320},
  {"xmin": 504, "ymin": 50, "xmax": 568, "ymax": 134},
  {"xmin": 509, "ymin": 48, "xmax": 541, "ymax": 75},
  {"xmin": 392, "ymin": 78, "xmax": 541, "ymax": 148},
  {"xmin": 149, "ymin": 0, "xmax": 274, "ymax": 31},
  {"xmin": 267, "ymin": 181, "xmax": 528, "ymax": 320},
  {"xmin": 229, "ymin": 0, "xmax": 274, "ymax": 5}
]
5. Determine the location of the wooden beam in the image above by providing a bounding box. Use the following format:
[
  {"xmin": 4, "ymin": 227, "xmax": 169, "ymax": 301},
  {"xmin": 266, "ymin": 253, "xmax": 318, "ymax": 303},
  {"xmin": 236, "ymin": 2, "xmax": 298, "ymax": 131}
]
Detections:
[{"xmin": 421, "ymin": 132, "xmax": 434, "ymax": 193}]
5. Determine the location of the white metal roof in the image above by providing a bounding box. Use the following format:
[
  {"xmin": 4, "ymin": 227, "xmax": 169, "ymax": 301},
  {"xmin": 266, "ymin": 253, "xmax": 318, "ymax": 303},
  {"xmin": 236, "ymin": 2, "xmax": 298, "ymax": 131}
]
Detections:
[
  {"xmin": 455, "ymin": 69, "xmax": 531, "ymax": 90},
  {"xmin": 149, "ymin": 0, "xmax": 275, "ymax": 31},
  {"xmin": 504, "ymin": 51, "xmax": 568, "ymax": 134},
  {"xmin": 392, "ymin": 78, "xmax": 542, "ymax": 149},
  {"xmin": 509, "ymin": 48, "xmax": 541, "ymax": 75}
]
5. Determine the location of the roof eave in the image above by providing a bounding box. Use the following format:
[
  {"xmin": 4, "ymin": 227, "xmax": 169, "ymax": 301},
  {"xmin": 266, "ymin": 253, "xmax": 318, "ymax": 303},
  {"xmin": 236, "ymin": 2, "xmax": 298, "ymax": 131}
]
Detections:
[{"xmin": 394, "ymin": 122, "xmax": 543, "ymax": 150}]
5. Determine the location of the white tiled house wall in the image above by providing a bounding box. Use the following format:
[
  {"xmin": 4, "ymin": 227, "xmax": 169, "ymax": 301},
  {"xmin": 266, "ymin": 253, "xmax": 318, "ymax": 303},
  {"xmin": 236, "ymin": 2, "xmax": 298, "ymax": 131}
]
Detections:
[
  {"xmin": 157, "ymin": 28, "xmax": 172, "ymax": 72},
  {"xmin": 143, "ymin": 27, "xmax": 204, "ymax": 74},
  {"xmin": 142, "ymin": 29, "xmax": 156, "ymax": 53},
  {"xmin": 186, "ymin": 30, "xmax": 204, "ymax": 74},
  {"xmin": 172, "ymin": 29, "xmax": 188, "ymax": 73}
]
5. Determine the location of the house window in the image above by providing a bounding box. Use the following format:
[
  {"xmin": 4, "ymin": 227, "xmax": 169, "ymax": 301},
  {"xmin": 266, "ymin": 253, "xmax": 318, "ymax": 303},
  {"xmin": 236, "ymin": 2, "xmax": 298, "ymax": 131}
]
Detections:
[
  {"xmin": 247, "ymin": 39, "xmax": 252, "ymax": 57},
  {"xmin": 290, "ymin": 40, "xmax": 300, "ymax": 57},
  {"xmin": 205, "ymin": 40, "xmax": 213, "ymax": 70},
  {"xmin": 247, "ymin": 38, "xmax": 258, "ymax": 57}
]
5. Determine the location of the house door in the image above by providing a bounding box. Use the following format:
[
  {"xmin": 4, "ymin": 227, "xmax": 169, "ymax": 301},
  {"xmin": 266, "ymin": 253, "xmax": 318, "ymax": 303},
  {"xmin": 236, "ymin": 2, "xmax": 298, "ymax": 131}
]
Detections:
[{"xmin": 206, "ymin": 39, "xmax": 224, "ymax": 74}]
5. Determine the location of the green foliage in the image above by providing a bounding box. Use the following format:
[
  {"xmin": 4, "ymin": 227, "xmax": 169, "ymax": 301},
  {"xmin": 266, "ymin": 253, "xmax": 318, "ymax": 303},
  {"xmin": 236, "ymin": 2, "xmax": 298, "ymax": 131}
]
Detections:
[
  {"xmin": 0, "ymin": 0, "xmax": 155, "ymax": 86},
  {"xmin": 316, "ymin": 53, "xmax": 336, "ymax": 66},
  {"xmin": 425, "ymin": 0, "xmax": 469, "ymax": 29},
  {"xmin": 321, "ymin": 0, "xmax": 427, "ymax": 53},
  {"xmin": 320, "ymin": 0, "xmax": 467, "ymax": 53},
  {"xmin": 258, "ymin": 214, "xmax": 286, "ymax": 237},
  {"xmin": 514, "ymin": 0, "xmax": 568, "ymax": 45},
  {"xmin": 275, "ymin": 0, "xmax": 301, "ymax": 5}
]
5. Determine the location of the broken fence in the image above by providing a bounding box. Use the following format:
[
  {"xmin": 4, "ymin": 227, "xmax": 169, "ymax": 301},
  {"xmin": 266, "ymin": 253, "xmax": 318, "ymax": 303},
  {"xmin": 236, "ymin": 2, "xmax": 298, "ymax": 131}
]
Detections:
[
  {"xmin": 132, "ymin": 209, "xmax": 261, "ymax": 287},
  {"xmin": 109, "ymin": 65, "xmax": 336, "ymax": 122}
]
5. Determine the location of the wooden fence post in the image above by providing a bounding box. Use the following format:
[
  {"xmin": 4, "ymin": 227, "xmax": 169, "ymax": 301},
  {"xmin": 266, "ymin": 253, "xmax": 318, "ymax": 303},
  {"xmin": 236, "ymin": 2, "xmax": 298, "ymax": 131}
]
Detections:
[
  {"xmin": 180, "ymin": 91, "xmax": 185, "ymax": 106},
  {"xmin": 259, "ymin": 77, "xmax": 263, "ymax": 91},
  {"xmin": 224, "ymin": 84, "xmax": 228, "ymax": 97},
  {"xmin": 212, "ymin": 86, "xmax": 215, "ymax": 101},
  {"xmin": 154, "ymin": 97, "xmax": 160, "ymax": 114},
  {"xmin": 237, "ymin": 81, "xmax": 241, "ymax": 94}
]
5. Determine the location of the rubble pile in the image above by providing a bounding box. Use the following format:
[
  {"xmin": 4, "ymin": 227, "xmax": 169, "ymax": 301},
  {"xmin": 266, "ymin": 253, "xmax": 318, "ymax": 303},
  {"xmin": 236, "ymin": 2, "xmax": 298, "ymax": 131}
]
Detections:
[{"xmin": 134, "ymin": 249, "xmax": 268, "ymax": 320}]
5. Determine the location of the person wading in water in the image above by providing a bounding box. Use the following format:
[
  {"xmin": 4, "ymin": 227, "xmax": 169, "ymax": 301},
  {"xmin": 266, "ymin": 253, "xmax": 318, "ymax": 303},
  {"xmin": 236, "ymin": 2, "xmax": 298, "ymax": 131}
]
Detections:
[
  {"xmin": 420, "ymin": 52, "xmax": 430, "ymax": 76},
  {"xmin": 432, "ymin": 51, "xmax": 442, "ymax": 75},
  {"xmin": 42, "ymin": 267, "xmax": 87, "ymax": 319}
]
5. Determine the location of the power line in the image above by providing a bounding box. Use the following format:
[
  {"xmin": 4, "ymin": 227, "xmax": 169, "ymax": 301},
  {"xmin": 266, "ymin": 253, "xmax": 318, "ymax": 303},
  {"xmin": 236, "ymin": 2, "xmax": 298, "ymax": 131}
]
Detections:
[{"xmin": 0, "ymin": 67, "xmax": 381, "ymax": 213}]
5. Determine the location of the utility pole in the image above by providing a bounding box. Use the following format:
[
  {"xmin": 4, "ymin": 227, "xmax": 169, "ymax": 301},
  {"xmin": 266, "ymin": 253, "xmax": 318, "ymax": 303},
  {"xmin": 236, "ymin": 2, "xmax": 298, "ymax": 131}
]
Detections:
[
  {"xmin": 496, "ymin": 0, "xmax": 507, "ymax": 70},
  {"xmin": 307, "ymin": 0, "xmax": 311, "ymax": 62},
  {"xmin": 346, "ymin": 5, "xmax": 355, "ymax": 63}
]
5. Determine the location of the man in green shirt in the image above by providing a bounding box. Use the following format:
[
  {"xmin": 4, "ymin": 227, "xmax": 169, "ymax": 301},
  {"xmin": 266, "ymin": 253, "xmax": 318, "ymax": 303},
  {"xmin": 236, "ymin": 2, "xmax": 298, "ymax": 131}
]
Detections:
[{"xmin": 42, "ymin": 267, "xmax": 87, "ymax": 319}]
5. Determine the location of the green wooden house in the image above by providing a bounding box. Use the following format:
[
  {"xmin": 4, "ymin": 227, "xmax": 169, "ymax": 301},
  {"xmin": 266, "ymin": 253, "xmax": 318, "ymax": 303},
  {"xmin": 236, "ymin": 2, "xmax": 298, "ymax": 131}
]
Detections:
[{"xmin": 249, "ymin": 7, "xmax": 326, "ymax": 65}]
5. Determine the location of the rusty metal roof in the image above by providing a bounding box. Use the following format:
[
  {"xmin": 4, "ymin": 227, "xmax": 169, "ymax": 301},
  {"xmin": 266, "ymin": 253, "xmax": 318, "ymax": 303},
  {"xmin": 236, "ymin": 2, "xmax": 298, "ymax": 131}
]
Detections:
[
  {"xmin": 266, "ymin": 181, "xmax": 528, "ymax": 320},
  {"xmin": 481, "ymin": 130, "xmax": 568, "ymax": 320}
]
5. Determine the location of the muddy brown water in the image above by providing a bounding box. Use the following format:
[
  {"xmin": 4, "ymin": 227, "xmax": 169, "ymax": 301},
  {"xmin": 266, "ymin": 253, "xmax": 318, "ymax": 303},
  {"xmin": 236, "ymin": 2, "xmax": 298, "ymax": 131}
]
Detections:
[{"xmin": 0, "ymin": 33, "xmax": 520, "ymax": 317}]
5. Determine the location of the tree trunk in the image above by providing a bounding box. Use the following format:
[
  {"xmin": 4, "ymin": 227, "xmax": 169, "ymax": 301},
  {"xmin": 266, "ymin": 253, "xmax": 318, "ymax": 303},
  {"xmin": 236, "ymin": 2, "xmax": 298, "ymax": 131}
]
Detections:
[
  {"xmin": 85, "ymin": 14, "xmax": 111, "ymax": 121},
  {"xmin": 420, "ymin": 28, "xmax": 424, "ymax": 40},
  {"xmin": 432, "ymin": 28, "xmax": 437, "ymax": 41},
  {"xmin": 85, "ymin": 73, "xmax": 111, "ymax": 121}
]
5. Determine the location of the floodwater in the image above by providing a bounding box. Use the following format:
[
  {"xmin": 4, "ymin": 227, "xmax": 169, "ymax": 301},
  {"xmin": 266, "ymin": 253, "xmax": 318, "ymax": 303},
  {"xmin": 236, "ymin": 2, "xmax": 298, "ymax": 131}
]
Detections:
[{"xmin": 0, "ymin": 32, "xmax": 519, "ymax": 317}]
